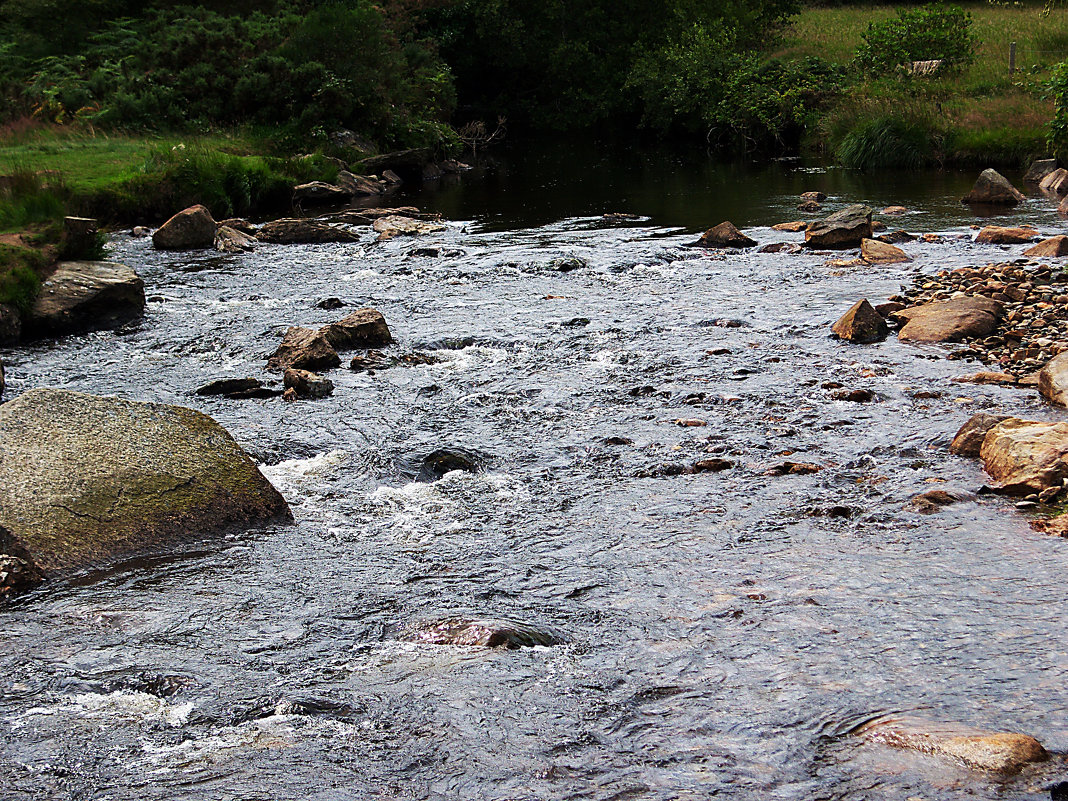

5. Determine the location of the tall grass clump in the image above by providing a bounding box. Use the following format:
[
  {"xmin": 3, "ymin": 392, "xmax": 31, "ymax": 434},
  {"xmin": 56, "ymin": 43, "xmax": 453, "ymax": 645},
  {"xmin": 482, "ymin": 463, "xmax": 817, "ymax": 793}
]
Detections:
[
  {"xmin": 0, "ymin": 167, "xmax": 66, "ymax": 231},
  {"xmin": 0, "ymin": 246, "xmax": 44, "ymax": 311},
  {"xmin": 835, "ymin": 115, "xmax": 940, "ymax": 170}
]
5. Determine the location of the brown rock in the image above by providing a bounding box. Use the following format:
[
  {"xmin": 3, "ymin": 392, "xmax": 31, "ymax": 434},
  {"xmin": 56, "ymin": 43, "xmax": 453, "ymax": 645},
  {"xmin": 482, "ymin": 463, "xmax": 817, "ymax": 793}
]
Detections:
[
  {"xmin": 282, "ymin": 387, "xmax": 298, "ymax": 402},
  {"xmin": 771, "ymin": 221, "xmax": 808, "ymax": 232},
  {"xmin": 858, "ymin": 716, "xmax": 1047, "ymax": 774},
  {"xmin": 0, "ymin": 550, "xmax": 46, "ymax": 598},
  {"xmin": 861, "ymin": 238, "xmax": 910, "ymax": 264},
  {"xmin": 696, "ymin": 221, "xmax": 756, "ymax": 248},
  {"xmin": 911, "ymin": 488, "xmax": 974, "ymax": 513},
  {"xmin": 831, "ymin": 388, "xmax": 875, "ymax": 402},
  {"xmin": 320, "ymin": 308, "xmax": 392, "ymax": 350},
  {"xmin": 764, "ymin": 461, "xmax": 821, "ymax": 476},
  {"xmin": 1023, "ymin": 158, "xmax": 1057, "ymax": 184},
  {"xmin": 336, "ymin": 170, "xmax": 386, "ymax": 196},
  {"xmin": 800, "ymin": 191, "xmax": 826, "ymax": 202},
  {"xmin": 214, "ymin": 226, "xmax": 257, "ymax": 254},
  {"xmin": 961, "ymin": 169, "xmax": 1025, "ymax": 206},
  {"xmin": 1041, "ymin": 167, "xmax": 1068, "ymax": 195},
  {"xmin": 267, "ymin": 327, "xmax": 341, "ymax": 372},
  {"xmin": 874, "ymin": 302, "xmax": 905, "ymax": 317},
  {"xmin": 805, "ymin": 205, "xmax": 873, "ymax": 249},
  {"xmin": 952, "ymin": 372, "xmax": 1016, "ymax": 385},
  {"xmin": 217, "ymin": 218, "xmax": 256, "ymax": 235},
  {"xmin": 256, "ymin": 219, "xmax": 361, "ymax": 245},
  {"xmin": 895, "ymin": 296, "xmax": 1003, "ymax": 343},
  {"xmin": 975, "ymin": 226, "xmax": 1040, "ymax": 245},
  {"xmin": 282, "ymin": 368, "xmax": 334, "ymax": 399},
  {"xmin": 949, "ymin": 413, "xmax": 1011, "ymax": 457},
  {"xmin": 1031, "ymin": 516, "xmax": 1068, "ymax": 537},
  {"xmin": 757, "ymin": 242, "xmax": 802, "ymax": 254},
  {"xmin": 1039, "ymin": 352, "xmax": 1068, "ymax": 406},
  {"xmin": 1024, "ymin": 235, "xmax": 1068, "ymax": 257},
  {"xmin": 878, "ymin": 230, "xmax": 918, "ymax": 244},
  {"xmin": 980, "ymin": 417, "xmax": 1068, "ymax": 495},
  {"xmin": 1059, "ymin": 194, "xmax": 1068, "ymax": 216},
  {"xmin": 880, "ymin": 206, "xmax": 908, "ymax": 215},
  {"xmin": 797, "ymin": 200, "xmax": 822, "ymax": 213},
  {"xmin": 372, "ymin": 215, "xmax": 447, "ymax": 241},
  {"xmin": 832, "ymin": 299, "xmax": 888, "ymax": 343},
  {"xmin": 152, "ymin": 205, "xmax": 217, "ymax": 250},
  {"xmin": 293, "ymin": 181, "xmax": 351, "ymax": 205}
]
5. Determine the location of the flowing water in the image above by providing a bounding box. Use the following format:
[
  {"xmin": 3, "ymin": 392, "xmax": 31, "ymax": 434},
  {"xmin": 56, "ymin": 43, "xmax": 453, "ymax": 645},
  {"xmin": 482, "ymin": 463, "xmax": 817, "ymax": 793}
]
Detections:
[{"xmin": 2, "ymin": 146, "xmax": 1068, "ymax": 799}]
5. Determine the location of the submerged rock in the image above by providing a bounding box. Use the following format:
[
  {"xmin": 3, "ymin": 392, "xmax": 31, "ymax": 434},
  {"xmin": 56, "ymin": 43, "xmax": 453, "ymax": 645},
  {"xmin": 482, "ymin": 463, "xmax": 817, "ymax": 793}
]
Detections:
[
  {"xmin": 282, "ymin": 368, "xmax": 334, "ymax": 399},
  {"xmin": 800, "ymin": 191, "xmax": 826, "ymax": 202},
  {"xmin": 857, "ymin": 716, "xmax": 1047, "ymax": 774},
  {"xmin": 402, "ymin": 617, "xmax": 563, "ymax": 648},
  {"xmin": 894, "ymin": 296, "xmax": 1003, "ymax": 343},
  {"xmin": 949, "ymin": 413, "xmax": 1011, "ymax": 457},
  {"xmin": 152, "ymin": 205, "xmax": 217, "ymax": 250},
  {"xmin": 980, "ymin": 417, "xmax": 1068, "ymax": 495},
  {"xmin": 804, "ymin": 205, "xmax": 873, "ymax": 249},
  {"xmin": 320, "ymin": 308, "xmax": 392, "ymax": 350},
  {"xmin": 975, "ymin": 226, "xmax": 1039, "ymax": 245},
  {"xmin": 696, "ymin": 221, "xmax": 756, "ymax": 248},
  {"xmin": 417, "ymin": 448, "xmax": 484, "ymax": 482},
  {"xmin": 196, "ymin": 377, "xmax": 263, "ymax": 397},
  {"xmin": 27, "ymin": 261, "xmax": 145, "ymax": 338},
  {"xmin": 1040, "ymin": 353, "xmax": 1068, "ymax": 406},
  {"xmin": 267, "ymin": 327, "xmax": 341, "ymax": 372},
  {"xmin": 831, "ymin": 299, "xmax": 888, "ymax": 343},
  {"xmin": 877, "ymin": 230, "xmax": 918, "ymax": 245},
  {"xmin": 771, "ymin": 221, "xmax": 808, "ymax": 232},
  {"xmin": 860, "ymin": 238, "xmax": 910, "ymax": 264},
  {"xmin": 214, "ymin": 226, "xmax": 257, "ymax": 253},
  {"xmin": 256, "ymin": 219, "xmax": 360, "ymax": 245},
  {"xmin": 1024, "ymin": 236, "xmax": 1068, "ymax": 257},
  {"xmin": 0, "ymin": 388, "xmax": 291, "ymax": 574},
  {"xmin": 961, "ymin": 169, "xmax": 1025, "ymax": 206},
  {"xmin": 911, "ymin": 488, "xmax": 975, "ymax": 513}
]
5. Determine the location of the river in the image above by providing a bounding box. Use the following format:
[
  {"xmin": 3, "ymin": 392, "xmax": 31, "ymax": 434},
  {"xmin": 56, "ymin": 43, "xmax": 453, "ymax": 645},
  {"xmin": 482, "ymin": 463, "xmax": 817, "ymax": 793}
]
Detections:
[{"xmin": 1, "ymin": 145, "xmax": 1067, "ymax": 799}]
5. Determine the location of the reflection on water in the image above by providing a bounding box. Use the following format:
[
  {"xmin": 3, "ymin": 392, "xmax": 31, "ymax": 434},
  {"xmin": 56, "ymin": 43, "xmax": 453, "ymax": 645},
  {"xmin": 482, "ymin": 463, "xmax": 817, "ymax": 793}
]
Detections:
[{"xmin": 2, "ymin": 150, "xmax": 1068, "ymax": 799}]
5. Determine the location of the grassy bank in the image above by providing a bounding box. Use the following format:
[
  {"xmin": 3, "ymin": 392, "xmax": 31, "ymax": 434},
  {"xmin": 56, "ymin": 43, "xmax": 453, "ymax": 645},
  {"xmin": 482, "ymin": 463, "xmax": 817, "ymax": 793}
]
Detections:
[{"xmin": 776, "ymin": 2, "xmax": 1068, "ymax": 167}]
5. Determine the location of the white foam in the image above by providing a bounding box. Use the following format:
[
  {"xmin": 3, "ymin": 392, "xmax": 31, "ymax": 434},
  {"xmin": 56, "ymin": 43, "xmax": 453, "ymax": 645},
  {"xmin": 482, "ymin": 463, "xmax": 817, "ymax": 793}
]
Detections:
[
  {"xmin": 260, "ymin": 450, "xmax": 350, "ymax": 494},
  {"xmin": 15, "ymin": 691, "xmax": 193, "ymax": 730}
]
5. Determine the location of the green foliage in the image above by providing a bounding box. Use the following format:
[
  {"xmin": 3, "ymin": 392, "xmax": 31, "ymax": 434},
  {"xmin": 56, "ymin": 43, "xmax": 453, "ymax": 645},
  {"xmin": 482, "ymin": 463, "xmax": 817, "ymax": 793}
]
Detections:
[
  {"xmin": 2, "ymin": 3, "xmax": 456, "ymax": 149},
  {"xmin": 1049, "ymin": 60, "xmax": 1068, "ymax": 157},
  {"xmin": 854, "ymin": 3, "xmax": 978, "ymax": 77},
  {"xmin": 0, "ymin": 246, "xmax": 43, "ymax": 312},
  {"xmin": 835, "ymin": 114, "xmax": 940, "ymax": 170},
  {"xmin": 0, "ymin": 167, "xmax": 66, "ymax": 231}
]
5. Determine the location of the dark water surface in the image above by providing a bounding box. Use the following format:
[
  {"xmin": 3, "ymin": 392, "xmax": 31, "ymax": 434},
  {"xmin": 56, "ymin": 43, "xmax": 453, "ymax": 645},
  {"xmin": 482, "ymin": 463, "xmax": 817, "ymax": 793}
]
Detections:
[{"xmin": 2, "ymin": 148, "xmax": 1068, "ymax": 799}]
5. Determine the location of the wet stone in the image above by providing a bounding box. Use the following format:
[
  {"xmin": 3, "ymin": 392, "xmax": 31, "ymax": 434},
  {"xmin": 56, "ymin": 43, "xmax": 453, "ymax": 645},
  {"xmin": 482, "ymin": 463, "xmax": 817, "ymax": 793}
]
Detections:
[
  {"xmin": 401, "ymin": 618, "xmax": 563, "ymax": 648},
  {"xmin": 417, "ymin": 448, "xmax": 484, "ymax": 482}
]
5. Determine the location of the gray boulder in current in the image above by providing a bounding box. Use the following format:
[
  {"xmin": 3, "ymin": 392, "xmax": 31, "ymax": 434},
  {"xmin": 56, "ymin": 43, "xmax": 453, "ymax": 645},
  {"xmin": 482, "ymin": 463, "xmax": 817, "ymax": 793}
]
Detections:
[
  {"xmin": 0, "ymin": 388, "xmax": 291, "ymax": 575},
  {"xmin": 804, "ymin": 205, "xmax": 873, "ymax": 249},
  {"xmin": 27, "ymin": 261, "xmax": 145, "ymax": 338},
  {"xmin": 152, "ymin": 205, "xmax": 218, "ymax": 250},
  {"xmin": 961, "ymin": 169, "xmax": 1025, "ymax": 206}
]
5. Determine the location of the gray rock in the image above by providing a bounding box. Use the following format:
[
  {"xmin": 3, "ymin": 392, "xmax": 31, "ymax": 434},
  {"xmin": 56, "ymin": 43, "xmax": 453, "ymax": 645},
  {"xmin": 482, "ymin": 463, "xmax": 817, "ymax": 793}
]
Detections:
[
  {"xmin": 293, "ymin": 181, "xmax": 351, "ymax": 205},
  {"xmin": 401, "ymin": 617, "xmax": 563, "ymax": 648},
  {"xmin": 961, "ymin": 169, "xmax": 1025, "ymax": 206},
  {"xmin": 804, "ymin": 205, "xmax": 873, "ymax": 249},
  {"xmin": 336, "ymin": 171, "xmax": 385, "ymax": 196},
  {"xmin": 1023, "ymin": 158, "xmax": 1057, "ymax": 184},
  {"xmin": 0, "ymin": 388, "xmax": 291, "ymax": 574},
  {"xmin": 152, "ymin": 205, "xmax": 217, "ymax": 250},
  {"xmin": 320, "ymin": 308, "xmax": 392, "ymax": 350},
  {"xmin": 696, "ymin": 221, "xmax": 756, "ymax": 248},
  {"xmin": 282, "ymin": 368, "xmax": 334, "ymax": 399},
  {"xmin": 214, "ymin": 226, "xmax": 257, "ymax": 253},
  {"xmin": 27, "ymin": 261, "xmax": 145, "ymax": 338},
  {"xmin": 256, "ymin": 219, "xmax": 361, "ymax": 245},
  {"xmin": 371, "ymin": 215, "xmax": 447, "ymax": 241}
]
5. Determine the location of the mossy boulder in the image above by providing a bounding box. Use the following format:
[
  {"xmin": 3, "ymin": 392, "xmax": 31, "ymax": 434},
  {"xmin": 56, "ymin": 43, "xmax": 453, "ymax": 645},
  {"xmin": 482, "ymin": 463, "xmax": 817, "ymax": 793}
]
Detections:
[{"xmin": 0, "ymin": 388, "xmax": 291, "ymax": 575}]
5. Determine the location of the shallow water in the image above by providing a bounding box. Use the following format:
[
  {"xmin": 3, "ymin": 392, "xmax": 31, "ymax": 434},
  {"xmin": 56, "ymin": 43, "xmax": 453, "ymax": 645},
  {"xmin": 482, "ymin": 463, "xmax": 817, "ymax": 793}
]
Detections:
[{"xmin": 2, "ymin": 152, "xmax": 1068, "ymax": 799}]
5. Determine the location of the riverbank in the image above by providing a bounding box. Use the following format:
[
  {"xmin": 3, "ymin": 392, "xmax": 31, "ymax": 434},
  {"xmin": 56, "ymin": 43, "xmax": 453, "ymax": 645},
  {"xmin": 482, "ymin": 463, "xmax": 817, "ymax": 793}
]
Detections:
[{"xmin": 777, "ymin": 2, "xmax": 1068, "ymax": 168}]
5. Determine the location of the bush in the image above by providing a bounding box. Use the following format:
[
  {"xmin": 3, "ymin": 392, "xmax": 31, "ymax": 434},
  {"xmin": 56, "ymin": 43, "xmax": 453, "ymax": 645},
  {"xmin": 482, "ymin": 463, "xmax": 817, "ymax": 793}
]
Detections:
[
  {"xmin": 854, "ymin": 3, "xmax": 978, "ymax": 77},
  {"xmin": 835, "ymin": 114, "xmax": 940, "ymax": 170},
  {"xmin": 1050, "ymin": 60, "xmax": 1068, "ymax": 157},
  {"xmin": 0, "ymin": 247, "xmax": 44, "ymax": 312}
]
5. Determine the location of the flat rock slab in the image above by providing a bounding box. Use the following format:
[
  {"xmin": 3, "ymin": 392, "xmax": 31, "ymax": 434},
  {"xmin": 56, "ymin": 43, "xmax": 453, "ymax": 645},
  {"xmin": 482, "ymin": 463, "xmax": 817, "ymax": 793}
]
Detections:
[
  {"xmin": 980, "ymin": 417, "xmax": 1068, "ymax": 495},
  {"xmin": 372, "ymin": 215, "xmax": 447, "ymax": 241},
  {"xmin": 1039, "ymin": 352, "xmax": 1068, "ymax": 406},
  {"xmin": 962, "ymin": 168, "xmax": 1025, "ymax": 206},
  {"xmin": 860, "ymin": 238, "xmax": 910, "ymax": 264},
  {"xmin": 257, "ymin": 219, "xmax": 361, "ymax": 245},
  {"xmin": 857, "ymin": 716, "xmax": 1047, "ymax": 774},
  {"xmin": 894, "ymin": 296, "xmax": 1003, "ymax": 343},
  {"xmin": 152, "ymin": 205, "xmax": 217, "ymax": 250},
  {"xmin": 293, "ymin": 181, "xmax": 351, "ymax": 205},
  {"xmin": 804, "ymin": 204, "xmax": 873, "ymax": 249},
  {"xmin": 0, "ymin": 388, "xmax": 290, "ymax": 574},
  {"xmin": 772, "ymin": 221, "xmax": 808, "ymax": 232},
  {"xmin": 28, "ymin": 261, "xmax": 145, "ymax": 338},
  {"xmin": 975, "ymin": 226, "xmax": 1039, "ymax": 245}
]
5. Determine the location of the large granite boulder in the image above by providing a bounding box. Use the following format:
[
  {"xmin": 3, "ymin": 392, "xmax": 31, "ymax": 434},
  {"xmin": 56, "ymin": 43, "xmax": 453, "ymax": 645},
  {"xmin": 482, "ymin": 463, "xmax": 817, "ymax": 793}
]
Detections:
[
  {"xmin": 1023, "ymin": 158, "xmax": 1057, "ymax": 184},
  {"xmin": 804, "ymin": 205, "xmax": 873, "ymax": 249},
  {"xmin": 980, "ymin": 417, "xmax": 1068, "ymax": 495},
  {"xmin": 961, "ymin": 169, "xmax": 1025, "ymax": 206},
  {"xmin": 893, "ymin": 296, "xmax": 1003, "ymax": 343},
  {"xmin": 320, "ymin": 308, "xmax": 393, "ymax": 350},
  {"xmin": 27, "ymin": 261, "xmax": 145, "ymax": 338},
  {"xmin": 267, "ymin": 326, "xmax": 341, "ymax": 372},
  {"xmin": 0, "ymin": 389, "xmax": 291, "ymax": 575},
  {"xmin": 256, "ymin": 219, "xmax": 361, "ymax": 245},
  {"xmin": 152, "ymin": 205, "xmax": 217, "ymax": 250},
  {"xmin": 1039, "ymin": 352, "xmax": 1068, "ymax": 406},
  {"xmin": 857, "ymin": 716, "xmax": 1047, "ymax": 774}
]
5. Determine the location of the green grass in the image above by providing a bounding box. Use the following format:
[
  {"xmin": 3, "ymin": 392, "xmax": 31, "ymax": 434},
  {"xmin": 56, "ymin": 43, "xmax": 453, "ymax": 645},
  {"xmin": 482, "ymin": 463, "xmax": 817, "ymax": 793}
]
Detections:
[{"xmin": 0, "ymin": 245, "xmax": 45, "ymax": 312}]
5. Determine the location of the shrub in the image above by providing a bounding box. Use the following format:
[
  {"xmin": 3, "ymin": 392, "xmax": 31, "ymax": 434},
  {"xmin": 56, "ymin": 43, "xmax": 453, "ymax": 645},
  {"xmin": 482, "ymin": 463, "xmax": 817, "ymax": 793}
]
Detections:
[
  {"xmin": 0, "ymin": 248, "xmax": 44, "ymax": 312},
  {"xmin": 854, "ymin": 3, "xmax": 978, "ymax": 77},
  {"xmin": 1049, "ymin": 60, "xmax": 1068, "ymax": 157},
  {"xmin": 835, "ymin": 114, "xmax": 940, "ymax": 170}
]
